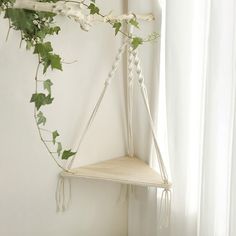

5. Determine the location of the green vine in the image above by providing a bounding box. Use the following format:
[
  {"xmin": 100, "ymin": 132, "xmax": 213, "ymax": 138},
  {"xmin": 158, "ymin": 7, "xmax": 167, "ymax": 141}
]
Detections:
[{"xmin": 0, "ymin": 0, "xmax": 159, "ymax": 171}]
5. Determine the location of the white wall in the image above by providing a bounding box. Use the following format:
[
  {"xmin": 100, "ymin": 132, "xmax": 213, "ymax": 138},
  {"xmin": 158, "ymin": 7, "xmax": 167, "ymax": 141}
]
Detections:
[
  {"xmin": 0, "ymin": 1, "xmax": 128, "ymax": 235},
  {"xmin": 0, "ymin": 1, "xmax": 163, "ymax": 236}
]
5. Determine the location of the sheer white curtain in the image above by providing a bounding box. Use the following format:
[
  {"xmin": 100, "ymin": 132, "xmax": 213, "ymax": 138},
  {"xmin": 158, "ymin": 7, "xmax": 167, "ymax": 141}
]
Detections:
[
  {"xmin": 165, "ymin": 0, "xmax": 236, "ymax": 235},
  {"xmin": 128, "ymin": 0, "xmax": 236, "ymax": 235}
]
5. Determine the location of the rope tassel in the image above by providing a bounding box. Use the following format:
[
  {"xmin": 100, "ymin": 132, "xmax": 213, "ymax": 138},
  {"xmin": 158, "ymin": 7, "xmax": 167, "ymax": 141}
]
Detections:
[
  {"xmin": 158, "ymin": 188, "xmax": 171, "ymax": 228},
  {"xmin": 55, "ymin": 176, "xmax": 71, "ymax": 212}
]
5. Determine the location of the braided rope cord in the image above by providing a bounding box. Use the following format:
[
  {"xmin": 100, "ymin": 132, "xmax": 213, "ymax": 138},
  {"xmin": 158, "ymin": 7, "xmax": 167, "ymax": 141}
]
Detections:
[
  {"xmin": 66, "ymin": 37, "xmax": 169, "ymax": 186},
  {"xmin": 132, "ymin": 49, "xmax": 169, "ymax": 184},
  {"xmin": 127, "ymin": 26, "xmax": 135, "ymax": 157},
  {"xmin": 67, "ymin": 40, "xmax": 128, "ymax": 169}
]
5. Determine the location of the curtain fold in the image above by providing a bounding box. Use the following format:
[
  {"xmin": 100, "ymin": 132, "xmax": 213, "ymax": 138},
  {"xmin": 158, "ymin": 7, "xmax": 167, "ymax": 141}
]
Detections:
[
  {"xmin": 165, "ymin": 0, "xmax": 236, "ymax": 235},
  {"xmin": 128, "ymin": 0, "xmax": 236, "ymax": 235}
]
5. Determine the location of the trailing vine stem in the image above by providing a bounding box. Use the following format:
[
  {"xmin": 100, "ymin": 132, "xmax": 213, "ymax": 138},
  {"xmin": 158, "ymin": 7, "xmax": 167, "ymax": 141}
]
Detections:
[
  {"xmin": 0, "ymin": 0, "xmax": 159, "ymax": 171},
  {"xmin": 19, "ymin": 30, "xmax": 23, "ymax": 48},
  {"xmin": 33, "ymin": 60, "xmax": 69, "ymax": 172},
  {"xmin": 1, "ymin": 0, "xmax": 79, "ymax": 168},
  {"xmin": 39, "ymin": 127, "xmax": 51, "ymax": 133},
  {"xmin": 5, "ymin": 18, "xmax": 11, "ymax": 41}
]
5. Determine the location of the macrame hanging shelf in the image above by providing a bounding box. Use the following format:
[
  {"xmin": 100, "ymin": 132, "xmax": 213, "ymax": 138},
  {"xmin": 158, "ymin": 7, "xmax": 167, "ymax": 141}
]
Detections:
[
  {"xmin": 12, "ymin": 2, "xmax": 171, "ymax": 188},
  {"xmin": 10, "ymin": 0, "xmax": 171, "ymax": 223},
  {"xmin": 60, "ymin": 23, "xmax": 171, "ymax": 190},
  {"xmin": 62, "ymin": 156, "xmax": 169, "ymax": 188}
]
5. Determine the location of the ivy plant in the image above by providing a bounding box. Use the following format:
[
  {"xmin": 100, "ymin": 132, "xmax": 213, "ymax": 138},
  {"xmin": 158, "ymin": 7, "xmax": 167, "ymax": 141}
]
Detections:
[{"xmin": 0, "ymin": 0, "xmax": 159, "ymax": 171}]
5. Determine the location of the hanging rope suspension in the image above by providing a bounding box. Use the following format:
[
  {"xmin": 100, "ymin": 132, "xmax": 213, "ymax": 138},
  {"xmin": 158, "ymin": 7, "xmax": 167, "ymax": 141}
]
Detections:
[
  {"xmin": 127, "ymin": 26, "xmax": 135, "ymax": 158},
  {"xmin": 67, "ymin": 40, "xmax": 128, "ymax": 169},
  {"xmin": 132, "ymin": 49, "xmax": 169, "ymax": 184},
  {"xmin": 131, "ymin": 49, "xmax": 171, "ymax": 228},
  {"xmin": 57, "ymin": 35, "xmax": 171, "ymax": 226},
  {"xmin": 65, "ymin": 37, "xmax": 170, "ymax": 186}
]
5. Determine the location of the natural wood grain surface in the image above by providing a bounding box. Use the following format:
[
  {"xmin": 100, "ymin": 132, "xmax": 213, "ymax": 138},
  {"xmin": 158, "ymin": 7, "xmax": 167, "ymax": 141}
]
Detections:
[{"xmin": 61, "ymin": 156, "xmax": 171, "ymax": 188}]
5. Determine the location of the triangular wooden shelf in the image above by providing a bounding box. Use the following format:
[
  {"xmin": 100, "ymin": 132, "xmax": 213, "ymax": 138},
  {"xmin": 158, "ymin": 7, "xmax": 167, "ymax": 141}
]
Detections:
[{"xmin": 61, "ymin": 156, "xmax": 171, "ymax": 188}]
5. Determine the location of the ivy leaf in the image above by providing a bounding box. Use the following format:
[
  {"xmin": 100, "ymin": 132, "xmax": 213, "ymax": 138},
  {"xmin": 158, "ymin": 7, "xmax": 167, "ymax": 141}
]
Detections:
[
  {"xmin": 88, "ymin": 3, "xmax": 99, "ymax": 15},
  {"xmin": 49, "ymin": 54, "xmax": 62, "ymax": 70},
  {"xmin": 52, "ymin": 130, "xmax": 59, "ymax": 145},
  {"xmin": 42, "ymin": 59, "xmax": 50, "ymax": 74},
  {"xmin": 57, "ymin": 142, "xmax": 62, "ymax": 156},
  {"xmin": 44, "ymin": 94, "xmax": 54, "ymax": 104},
  {"xmin": 131, "ymin": 37, "xmax": 143, "ymax": 50},
  {"xmin": 42, "ymin": 54, "xmax": 62, "ymax": 73},
  {"xmin": 34, "ymin": 42, "xmax": 62, "ymax": 73},
  {"xmin": 37, "ymin": 111, "xmax": 46, "ymax": 126},
  {"xmin": 26, "ymin": 41, "xmax": 33, "ymax": 50},
  {"xmin": 4, "ymin": 9, "xmax": 35, "ymax": 32},
  {"xmin": 147, "ymin": 31, "xmax": 160, "ymax": 42},
  {"xmin": 129, "ymin": 18, "xmax": 139, "ymax": 29},
  {"xmin": 48, "ymin": 26, "xmax": 61, "ymax": 35},
  {"xmin": 34, "ymin": 42, "xmax": 53, "ymax": 58},
  {"xmin": 30, "ymin": 93, "xmax": 54, "ymax": 110},
  {"xmin": 62, "ymin": 149, "xmax": 76, "ymax": 160},
  {"xmin": 43, "ymin": 79, "xmax": 53, "ymax": 95},
  {"xmin": 113, "ymin": 22, "xmax": 122, "ymax": 35}
]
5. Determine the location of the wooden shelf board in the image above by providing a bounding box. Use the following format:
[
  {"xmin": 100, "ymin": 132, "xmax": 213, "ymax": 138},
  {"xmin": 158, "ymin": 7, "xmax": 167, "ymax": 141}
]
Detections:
[{"xmin": 61, "ymin": 156, "xmax": 171, "ymax": 188}]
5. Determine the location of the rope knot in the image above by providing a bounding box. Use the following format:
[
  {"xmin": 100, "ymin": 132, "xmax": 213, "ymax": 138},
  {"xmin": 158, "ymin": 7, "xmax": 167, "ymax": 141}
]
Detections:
[{"xmin": 138, "ymin": 76, "xmax": 144, "ymax": 84}]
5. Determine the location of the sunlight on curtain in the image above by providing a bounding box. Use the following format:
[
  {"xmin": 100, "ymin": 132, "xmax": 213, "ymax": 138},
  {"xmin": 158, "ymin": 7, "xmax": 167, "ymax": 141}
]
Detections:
[
  {"xmin": 199, "ymin": 1, "xmax": 236, "ymax": 235},
  {"xmin": 165, "ymin": 0, "xmax": 236, "ymax": 236},
  {"xmin": 128, "ymin": 0, "xmax": 236, "ymax": 235}
]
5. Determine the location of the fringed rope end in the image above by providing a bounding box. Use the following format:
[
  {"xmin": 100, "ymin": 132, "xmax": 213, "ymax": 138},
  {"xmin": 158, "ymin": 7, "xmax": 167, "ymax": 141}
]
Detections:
[
  {"xmin": 157, "ymin": 188, "xmax": 171, "ymax": 229},
  {"xmin": 55, "ymin": 176, "xmax": 72, "ymax": 212},
  {"xmin": 117, "ymin": 184, "xmax": 137, "ymax": 203}
]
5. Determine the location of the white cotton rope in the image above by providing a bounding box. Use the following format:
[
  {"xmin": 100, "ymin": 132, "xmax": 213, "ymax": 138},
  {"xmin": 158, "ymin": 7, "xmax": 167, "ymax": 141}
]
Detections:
[
  {"xmin": 127, "ymin": 26, "xmax": 135, "ymax": 158},
  {"xmin": 55, "ymin": 36, "xmax": 171, "ymax": 227},
  {"xmin": 118, "ymin": 26, "xmax": 135, "ymax": 204},
  {"xmin": 131, "ymin": 49, "xmax": 171, "ymax": 228},
  {"xmin": 131, "ymin": 49, "xmax": 169, "ymax": 184},
  {"xmin": 55, "ymin": 176, "xmax": 72, "ymax": 212},
  {"xmin": 158, "ymin": 189, "xmax": 171, "ymax": 228},
  {"xmin": 117, "ymin": 184, "xmax": 137, "ymax": 203},
  {"xmin": 67, "ymin": 40, "xmax": 128, "ymax": 170},
  {"xmin": 67, "ymin": 38, "xmax": 170, "ymax": 185},
  {"xmin": 117, "ymin": 184, "xmax": 129, "ymax": 203}
]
